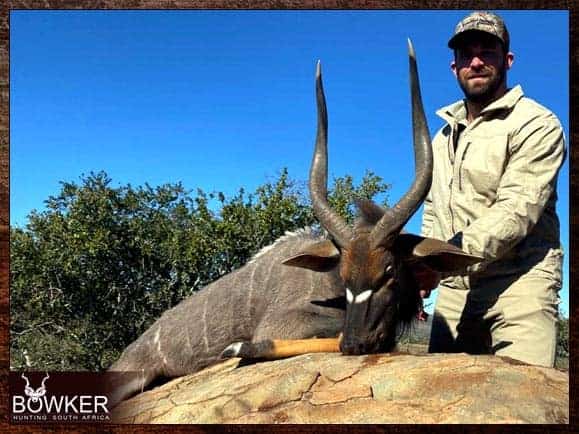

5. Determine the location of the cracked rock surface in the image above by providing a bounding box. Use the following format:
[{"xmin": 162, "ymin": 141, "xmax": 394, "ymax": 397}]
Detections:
[{"xmin": 111, "ymin": 352, "xmax": 568, "ymax": 424}]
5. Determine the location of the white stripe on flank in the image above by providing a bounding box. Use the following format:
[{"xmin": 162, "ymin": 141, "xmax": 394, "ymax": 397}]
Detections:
[
  {"xmin": 202, "ymin": 296, "xmax": 209, "ymax": 352},
  {"xmin": 247, "ymin": 259, "xmax": 257, "ymax": 317},
  {"xmin": 308, "ymin": 269, "xmax": 315, "ymax": 300},
  {"xmin": 185, "ymin": 321, "xmax": 193, "ymax": 353},
  {"xmin": 153, "ymin": 328, "xmax": 160, "ymax": 346},
  {"xmin": 154, "ymin": 327, "xmax": 169, "ymax": 369}
]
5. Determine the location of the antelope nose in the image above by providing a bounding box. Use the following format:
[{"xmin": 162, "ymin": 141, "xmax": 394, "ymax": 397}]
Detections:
[{"xmin": 340, "ymin": 339, "xmax": 367, "ymax": 355}]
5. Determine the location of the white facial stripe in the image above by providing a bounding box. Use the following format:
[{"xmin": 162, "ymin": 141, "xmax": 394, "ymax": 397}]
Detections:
[
  {"xmin": 346, "ymin": 288, "xmax": 354, "ymax": 304},
  {"xmin": 354, "ymin": 290, "xmax": 373, "ymax": 304}
]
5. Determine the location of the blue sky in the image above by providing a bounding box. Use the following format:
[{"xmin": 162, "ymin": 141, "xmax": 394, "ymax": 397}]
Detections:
[{"xmin": 10, "ymin": 10, "xmax": 569, "ymax": 315}]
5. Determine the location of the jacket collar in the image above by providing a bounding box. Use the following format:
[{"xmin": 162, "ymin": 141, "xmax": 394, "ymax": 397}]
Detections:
[{"xmin": 436, "ymin": 85, "xmax": 524, "ymax": 125}]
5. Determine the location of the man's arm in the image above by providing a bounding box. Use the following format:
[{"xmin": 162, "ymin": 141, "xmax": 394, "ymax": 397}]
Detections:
[
  {"xmin": 452, "ymin": 113, "xmax": 566, "ymax": 273},
  {"xmin": 421, "ymin": 190, "xmax": 436, "ymax": 238}
]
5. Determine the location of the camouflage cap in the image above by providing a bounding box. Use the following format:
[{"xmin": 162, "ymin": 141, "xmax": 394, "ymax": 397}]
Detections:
[{"xmin": 448, "ymin": 11, "xmax": 510, "ymax": 51}]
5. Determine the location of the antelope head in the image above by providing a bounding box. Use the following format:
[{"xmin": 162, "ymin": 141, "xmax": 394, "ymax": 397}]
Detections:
[
  {"xmin": 21, "ymin": 373, "xmax": 50, "ymax": 402},
  {"xmin": 283, "ymin": 40, "xmax": 482, "ymax": 355}
]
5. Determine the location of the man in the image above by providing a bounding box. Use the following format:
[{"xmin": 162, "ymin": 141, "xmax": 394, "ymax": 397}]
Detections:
[{"xmin": 420, "ymin": 11, "xmax": 566, "ymax": 367}]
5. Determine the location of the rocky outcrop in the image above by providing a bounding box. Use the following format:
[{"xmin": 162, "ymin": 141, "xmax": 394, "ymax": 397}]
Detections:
[{"xmin": 111, "ymin": 352, "xmax": 568, "ymax": 424}]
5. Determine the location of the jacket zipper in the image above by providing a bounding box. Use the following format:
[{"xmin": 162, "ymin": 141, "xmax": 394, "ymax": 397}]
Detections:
[
  {"xmin": 448, "ymin": 119, "xmax": 474, "ymax": 233},
  {"xmin": 458, "ymin": 141, "xmax": 471, "ymax": 191},
  {"xmin": 447, "ymin": 126, "xmax": 457, "ymax": 234}
]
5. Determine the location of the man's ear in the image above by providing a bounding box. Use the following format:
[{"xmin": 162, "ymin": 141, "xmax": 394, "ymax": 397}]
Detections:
[
  {"xmin": 505, "ymin": 51, "xmax": 514, "ymax": 70},
  {"xmin": 282, "ymin": 239, "xmax": 341, "ymax": 272},
  {"xmin": 394, "ymin": 233, "xmax": 483, "ymax": 273},
  {"xmin": 451, "ymin": 60, "xmax": 458, "ymax": 77}
]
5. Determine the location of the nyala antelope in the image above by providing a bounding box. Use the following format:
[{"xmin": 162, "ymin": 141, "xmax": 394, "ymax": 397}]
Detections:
[{"xmin": 109, "ymin": 40, "xmax": 482, "ymax": 403}]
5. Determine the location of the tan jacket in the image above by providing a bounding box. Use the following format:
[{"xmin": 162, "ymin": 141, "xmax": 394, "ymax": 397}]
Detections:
[{"xmin": 421, "ymin": 85, "xmax": 566, "ymax": 289}]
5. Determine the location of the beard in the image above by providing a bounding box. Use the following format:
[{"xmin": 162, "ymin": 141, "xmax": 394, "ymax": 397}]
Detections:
[{"xmin": 457, "ymin": 64, "xmax": 507, "ymax": 104}]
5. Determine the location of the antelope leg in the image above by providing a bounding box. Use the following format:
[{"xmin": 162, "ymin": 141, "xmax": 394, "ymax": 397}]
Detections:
[{"xmin": 221, "ymin": 337, "xmax": 341, "ymax": 360}]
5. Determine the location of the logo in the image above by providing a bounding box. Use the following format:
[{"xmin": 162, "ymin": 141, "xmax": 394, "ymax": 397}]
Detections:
[
  {"xmin": 22, "ymin": 373, "xmax": 49, "ymax": 403},
  {"xmin": 10, "ymin": 372, "xmax": 115, "ymax": 423}
]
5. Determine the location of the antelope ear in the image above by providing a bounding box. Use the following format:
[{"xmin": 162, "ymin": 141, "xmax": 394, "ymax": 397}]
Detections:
[
  {"xmin": 282, "ymin": 240, "xmax": 340, "ymax": 272},
  {"xmin": 394, "ymin": 233, "xmax": 483, "ymax": 272}
]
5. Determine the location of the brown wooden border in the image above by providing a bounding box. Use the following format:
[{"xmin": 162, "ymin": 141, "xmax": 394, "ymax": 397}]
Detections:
[{"xmin": 0, "ymin": 0, "xmax": 575, "ymax": 432}]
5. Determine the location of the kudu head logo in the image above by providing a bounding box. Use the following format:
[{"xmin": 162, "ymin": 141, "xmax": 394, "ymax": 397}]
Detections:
[
  {"xmin": 21, "ymin": 373, "xmax": 50, "ymax": 402},
  {"xmin": 282, "ymin": 40, "xmax": 481, "ymax": 355}
]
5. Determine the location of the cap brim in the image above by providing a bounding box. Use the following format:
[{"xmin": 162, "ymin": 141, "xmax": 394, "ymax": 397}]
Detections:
[{"xmin": 447, "ymin": 29, "xmax": 502, "ymax": 49}]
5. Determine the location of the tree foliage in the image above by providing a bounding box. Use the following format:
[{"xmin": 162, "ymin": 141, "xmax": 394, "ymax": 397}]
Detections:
[{"xmin": 10, "ymin": 170, "xmax": 390, "ymax": 371}]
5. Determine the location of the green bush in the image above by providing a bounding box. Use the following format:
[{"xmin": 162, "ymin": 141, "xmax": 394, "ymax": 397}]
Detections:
[
  {"xmin": 555, "ymin": 309, "xmax": 569, "ymax": 370},
  {"xmin": 10, "ymin": 170, "xmax": 389, "ymax": 371}
]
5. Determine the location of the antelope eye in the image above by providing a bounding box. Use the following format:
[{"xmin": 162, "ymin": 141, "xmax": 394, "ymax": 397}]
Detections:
[
  {"xmin": 378, "ymin": 264, "xmax": 396, "ymax": 288},
  {"xmin": 385, "ymin": 264, "xmax": 394, "ymax": 275}
]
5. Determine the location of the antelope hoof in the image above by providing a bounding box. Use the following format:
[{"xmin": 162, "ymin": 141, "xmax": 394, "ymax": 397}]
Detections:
[{"xmin": 220, "ymin": 341, "xmax": 252, "ymax": 359}]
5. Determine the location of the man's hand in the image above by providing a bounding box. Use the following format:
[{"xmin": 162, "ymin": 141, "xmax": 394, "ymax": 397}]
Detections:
[
  {"xmin": 413, "ymin": 263, "xmax": 441, "ymax": 296},
  {"xmin": 412, "ymin": 263, "xmax": 441, "ymax": 321}
]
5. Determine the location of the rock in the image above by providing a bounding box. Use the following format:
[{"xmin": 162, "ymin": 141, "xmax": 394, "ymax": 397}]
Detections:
[{"xmin": 111, "ymin": 352, "xmax": 568, "ymax": 424}]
